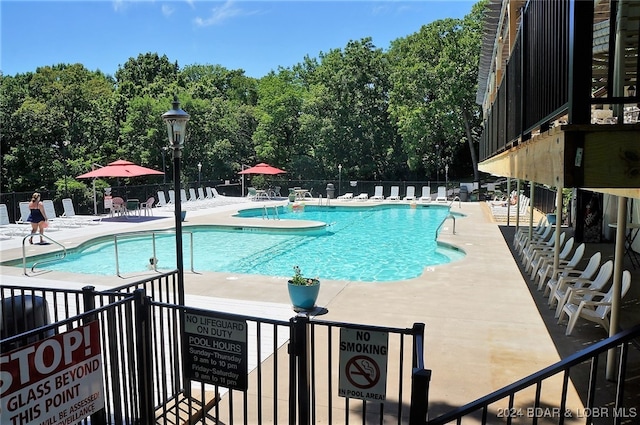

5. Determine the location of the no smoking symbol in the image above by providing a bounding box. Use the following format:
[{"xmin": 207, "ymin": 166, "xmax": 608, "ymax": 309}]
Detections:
[{"xmin": 346, "ymin": 355, "xmax": 380, "ymax": 389}]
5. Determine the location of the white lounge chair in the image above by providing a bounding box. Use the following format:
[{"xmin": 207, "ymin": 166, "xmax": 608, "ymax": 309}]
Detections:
[
  {"xmin": 42, "ymin": 200, "xmax": 72, "ymax": 229},
  {"xmin": 62, "ymin": 198, "xmax": 102, "ymax": 225},
  {"xmin": 435, "ymin": 186, "xmax": 447, "ymax": 202},
  {"xmin": 558, "ymin": 270, "xmax": 631, "ymax": 335},
  {"xmin": 17, "ymin": 201, "xmax": 31, "ymax": 224},
  {"xmin": 156, "ymin": 191, "xmax": 169, "ymax": 207},
  {"xmin": 337, "ymin": 192, "xmax": 353, "ymax": 200},
  {"xmin": 205, "ymin": 187, "xmax": 215, "ymax": 200},
  {"xmin": 189, "ymin": 188, "xmax": 198, "ymax": 202},
  {"xmin": 167, "ymin": 190, "xmax": 176, "ymax": 205},
  {"xmin": 387, "ymin": 186, "xmax": 400, "ymax": 201},
  {"xmin": 419, "ymin": 186, "xmax": 431, "ymax": 202},
  {"xmin": 552, "ymin": 259, "xmax": 613, "ymax": 318},
  {"xmin": 536, "ymin": 243, "xmax": 585, "ymax": 291},
  {"xmin": 0, "ymin": 203, "xmax": 30, "ymax": 237},
  {"xmin": 403, "ymin": 186, "xmax": 416, "ymax": 201},
  {"xmin": 371, "ymin": 186, "xmax": 384, "ymax": 200},
  {"xmin": 180, "ymin": 189, "xmax": 189, "ymax": 203},
  {"xmin": 356, "ymin": 193, "xmax": 369, "ymax": 200},
  {"xmin": 197, "ymin": 187, "xmax": 206, "ymax": 201}
]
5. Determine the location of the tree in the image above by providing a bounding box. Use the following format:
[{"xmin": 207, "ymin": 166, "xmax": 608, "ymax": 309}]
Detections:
[{"xmin": 388, "ymin": 1, "xmax": 487, "ymax": 183}]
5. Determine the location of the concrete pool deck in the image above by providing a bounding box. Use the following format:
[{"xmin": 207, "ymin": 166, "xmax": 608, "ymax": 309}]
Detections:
[{"xmin": 0, "ymin": 197, "xmax": 633, "ymax": 418}]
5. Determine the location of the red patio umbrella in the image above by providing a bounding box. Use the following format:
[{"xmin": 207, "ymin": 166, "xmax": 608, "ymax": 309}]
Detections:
[
  {"xmin": 238, "ymin": 163, "xmax": 286, "ymax": 175},
  {"xmin": 76, "ymin": 159, "xmax": 164, "ymax": 179}
]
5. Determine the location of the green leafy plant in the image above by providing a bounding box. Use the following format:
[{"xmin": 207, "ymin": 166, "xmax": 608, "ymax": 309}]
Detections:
[{"xmin": 290, "ymin": 266, "xmax": 319, "ymax": 286}]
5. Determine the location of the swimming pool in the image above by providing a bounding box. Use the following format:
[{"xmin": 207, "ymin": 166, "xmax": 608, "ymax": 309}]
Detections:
[{"xmin": 20, "ymin": 204, "xmax": 465, "ymax": 282}]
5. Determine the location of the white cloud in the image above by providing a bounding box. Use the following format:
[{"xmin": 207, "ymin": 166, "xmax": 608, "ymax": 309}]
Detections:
[
  {"xmin": 162, "ymin": 4, "xmax": 174, "ymax": 16},
  {"xmin": 194, "ymin": 0, "xmax": 256, "ymax": 27}
]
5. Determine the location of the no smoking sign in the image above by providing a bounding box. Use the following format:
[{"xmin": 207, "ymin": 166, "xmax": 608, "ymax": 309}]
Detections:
[{"xmin": 338, "ymin": 328, "xmax": 388, "ymax": 402}]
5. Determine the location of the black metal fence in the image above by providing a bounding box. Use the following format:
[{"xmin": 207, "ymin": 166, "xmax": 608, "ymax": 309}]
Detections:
[
  {"xmin": 1, "ymin": 272, "xmax": 426, "ymax": 424},
  {"xmin": 1, "ymin": 179, "xmax": 470, "ymax": 222}
]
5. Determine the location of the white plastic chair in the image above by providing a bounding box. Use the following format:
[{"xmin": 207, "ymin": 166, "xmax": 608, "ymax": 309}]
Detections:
[
  {"xmin": 337, "ymin": 193, "xmax": 353, "ymax": 200},
  {"xmin": 559, "ymin": 270, "xmax": 631, "ymax": 335},
  {"xmin": 403, "ymin": 186, "xmax": 416, "ymax": 201},
  {"xmin": 552, "ymin": 260, "xmax": 613, "ymax": 318},
  {"xmin": 522, "ymin": 231, "xmax": 566, "ymax": 273},
  {"xmin": 371, "ymin": 186, "xmax": 384, "ymax": 200},
  {"xmin": 156, "ymin": 191, "xmax": 168, "ymax": 207},
  {"xmin": 356, "ymin": 193, "xmax": 369, "ymax": 201},
  {"xmin": 62, "ymin": 198, "xmax": 101, "ymax": 225},
  {"xmin": 139, "ymin": 197, "xmax": 155, "ymax": 216},
  {"xmin": 529, "ymin": 236, "xmax": 574, "ymax": 279},
  {"xmin": 536, "ymin": 243, "xmax": 585, "ymax": 291},
  {"xmin": 435, "ymin": 186, "xmax": 447, "ymax": 202},
  {"xmin": 545, "ymin": 252, "xmax": 601, "ymax": 298},
  {"xmin": 0, "ymin": 203, "xmax": 30, "ymax": 236},
  {"xmin": 419, "ymin": 186, "xmax": 431, "ymax": 202},
  {"xmin": 387, "ymin": 186, "xmax": 400, "ymax": 201}
]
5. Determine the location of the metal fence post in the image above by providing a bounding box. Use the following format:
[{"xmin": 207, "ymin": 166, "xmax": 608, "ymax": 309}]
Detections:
[
  {"xmin": 410, "ymin": 368, "xmax": 432, "ymax": 425},
  {"xmin": 134, "ymin": 288, "xmax": 154, "ymax": 424},
  {"xmin": 82, "ymin": 286, "xmax": 107, "ymax": 425},
  {"xmin": 289, "ymin": 314, "xmax": 311, "ymax": 425}
]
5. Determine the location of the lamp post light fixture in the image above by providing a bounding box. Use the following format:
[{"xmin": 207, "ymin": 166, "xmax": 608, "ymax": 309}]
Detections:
[
  {"xmin": 198, "ymin": 162, "xmax": 202, "ymax": 187},
  {"xmin": 628, "ymin": 85, "xmax": 636, "ymax": 98},
  {"xmin": 162, "ymin": 96, "xmax": 190, "ymax": 294},
  {"xmin": 445, "ymin": 163, "xmax": 449, "ymax": 193},
  {"xmin": 338, "ymin": 164, "xmax": 342, "ymax": 197}
]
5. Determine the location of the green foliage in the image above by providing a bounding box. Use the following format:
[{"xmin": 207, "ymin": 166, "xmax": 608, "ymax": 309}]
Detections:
[{"xmin": 1, "ymin": 2, "xmax": 488, "ymax": 206}]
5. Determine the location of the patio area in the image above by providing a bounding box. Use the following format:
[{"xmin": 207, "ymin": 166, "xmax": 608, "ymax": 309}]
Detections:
[{"xmin": 1, "ymin": 199, "xmax": 638, "ymax": 420}]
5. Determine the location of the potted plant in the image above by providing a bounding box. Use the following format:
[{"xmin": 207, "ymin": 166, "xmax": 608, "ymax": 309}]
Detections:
[{"xmin": 287, "ymin": 266, "xmax": 320, "ymax": 311}]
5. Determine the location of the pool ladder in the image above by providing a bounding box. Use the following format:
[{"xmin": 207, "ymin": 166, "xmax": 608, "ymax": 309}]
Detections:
[
  {"xmin": 113, "ymin": 230, "xmax": 196, "ymax": 277},
  {"xmin": 262, "ymin": 205, "xmax": 280, "ymax": 220},
  {"xmin": 22, "ymin": 234, "xmax": 67, "ymax": 275},
  {"xmin": 436, "ymin": 214, "xmax": 456, "ymax": 238}
]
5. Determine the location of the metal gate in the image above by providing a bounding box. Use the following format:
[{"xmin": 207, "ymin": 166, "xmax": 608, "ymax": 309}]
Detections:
[{"xmin": 0, "ymin": 272, "xmax": 427, "ymax": 424}]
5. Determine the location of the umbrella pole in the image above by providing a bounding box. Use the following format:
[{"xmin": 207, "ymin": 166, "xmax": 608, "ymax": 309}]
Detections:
[{"xmin": 93, "ymin": 179, "xmax": 97, "ymax": 215}]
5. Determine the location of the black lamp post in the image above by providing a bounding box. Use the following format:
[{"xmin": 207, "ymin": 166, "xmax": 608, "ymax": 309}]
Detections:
[
  {"xmin": 162, "ymin": 96, "xmax": 190, "ymax": 292},
  {"xmin": 338, "ymin": 164, "xmax": 342, "ymax": 197},
  {"xmin": 198, "ymin": 162, "xmax": 202, "ymax": 187}
]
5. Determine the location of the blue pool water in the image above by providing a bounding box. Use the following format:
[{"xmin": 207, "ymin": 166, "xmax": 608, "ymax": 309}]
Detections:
[{"xmin": 24, "ymin": 205, "xmax": 464, "ymax": 282}]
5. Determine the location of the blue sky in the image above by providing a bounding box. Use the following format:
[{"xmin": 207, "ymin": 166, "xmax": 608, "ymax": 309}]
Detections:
[{"xmin": 1, "ymin": 1, "xmax": 476, "ymax": 79}]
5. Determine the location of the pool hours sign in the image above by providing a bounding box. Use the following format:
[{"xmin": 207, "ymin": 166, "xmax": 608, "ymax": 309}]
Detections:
[
  {"xmin": 183, "ymin": 310, "xmax": 248, "ymax": 391},
  {"xmin": 338, "ymin": 328, "xmax": 388, "ymax": 402}
]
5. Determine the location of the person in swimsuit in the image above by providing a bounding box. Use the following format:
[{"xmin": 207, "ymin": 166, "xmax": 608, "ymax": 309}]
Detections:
[{"xmin": 27, "ymin": 192, "xmax": 48, "ymax": 244}]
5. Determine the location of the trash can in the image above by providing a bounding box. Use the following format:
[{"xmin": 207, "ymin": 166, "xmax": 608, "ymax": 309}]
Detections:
[
  {"xmin": 1, "ymin": 295, "xmax": 53, "ymax": 351},
  {"xmin": 459, "ymin": 186, "xmax": 469, "ymax": 202},
  {"xmin": 326, "ymin": 183, "xmax": 335, "ymax": 199}
]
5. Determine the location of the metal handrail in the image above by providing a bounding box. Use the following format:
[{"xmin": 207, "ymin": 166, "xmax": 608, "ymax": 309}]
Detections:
[
  {"xmin": 22, "ymin": 234, "xmax": 67, "ymax": 275},
  {"xmin": 435, "ymin": 214, "xmax": 456, "ymax": 238},
  {"xmin": 262, "ymin": 205, "xmax": 280, "ymax": 220},
  {"xmin": 114, "ymin": 229, "xmax": 195, "ymax": 277}
]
